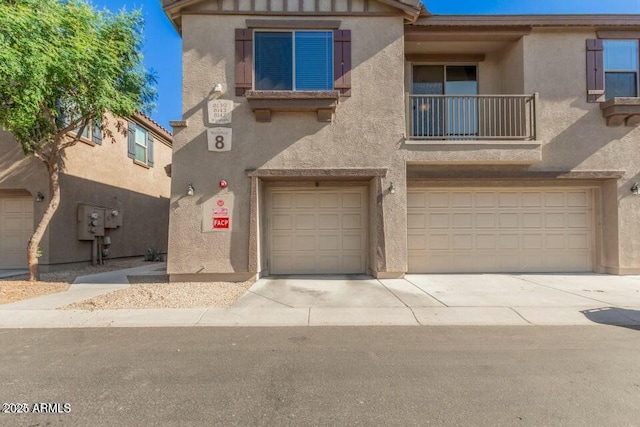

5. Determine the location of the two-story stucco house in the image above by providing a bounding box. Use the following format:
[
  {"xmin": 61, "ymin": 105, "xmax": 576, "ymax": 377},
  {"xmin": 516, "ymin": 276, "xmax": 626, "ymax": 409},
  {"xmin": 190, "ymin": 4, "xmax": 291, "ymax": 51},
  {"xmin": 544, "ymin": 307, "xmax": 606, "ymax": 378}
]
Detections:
[
  {"xmin": 162, "ymin": 0, "xmax": 640, "ymax": 282},
  {"xmin": 0, "ymin": 113, "xmax": 173, "ymax": 271}
]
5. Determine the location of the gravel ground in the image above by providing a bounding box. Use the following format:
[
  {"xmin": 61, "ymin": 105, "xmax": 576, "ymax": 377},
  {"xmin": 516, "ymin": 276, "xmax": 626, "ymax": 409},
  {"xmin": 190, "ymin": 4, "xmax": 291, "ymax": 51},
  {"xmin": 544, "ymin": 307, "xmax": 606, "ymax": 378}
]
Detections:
[
  {"xmin": 0, "ymin": 258, "xmax": 149, "ymax": 305},
  {"xmin": 0, "ymin": 282, "xmax": 71, "ymax": 305},
  {"xmin": 63, "ymin": 281, "xmax": 253, "ymax": 310}
]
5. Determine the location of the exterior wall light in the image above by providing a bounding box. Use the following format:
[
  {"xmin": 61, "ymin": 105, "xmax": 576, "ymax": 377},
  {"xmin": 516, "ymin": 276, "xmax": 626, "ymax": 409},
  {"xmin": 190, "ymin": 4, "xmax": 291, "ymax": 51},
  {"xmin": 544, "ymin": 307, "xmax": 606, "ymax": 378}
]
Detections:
[
  {"xmin": 187, "ymin": 183, "xmax": 195, "ymax": 196},
  {"xmin": 213, "ymin": 83, "xmax": 223, "ymax": 94},
  {"xmin": 632, "ymin": 182, "xmax": 640, "ymax": 195},
  {"xmin": 35, "ymin": 192, "xmax": 45, "ymax": 202},
  {"xmin": 389, "ymin": 182, "xmax": 396, "ymax": 194}
]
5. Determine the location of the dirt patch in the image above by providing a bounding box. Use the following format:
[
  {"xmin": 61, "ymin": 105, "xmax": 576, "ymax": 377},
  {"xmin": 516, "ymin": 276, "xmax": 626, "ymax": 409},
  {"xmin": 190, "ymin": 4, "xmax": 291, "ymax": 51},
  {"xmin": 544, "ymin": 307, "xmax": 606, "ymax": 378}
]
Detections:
[
  {"xmin": 0, "ymin": 282, "xmax": 71, "ymax": 305},
  {"xmin": 63, "ymin": 281, "xmax": 253, "ymax": 310},
  {"xmin": 0, "ymin": 258, "xmax": 150, "ymax": 305}
]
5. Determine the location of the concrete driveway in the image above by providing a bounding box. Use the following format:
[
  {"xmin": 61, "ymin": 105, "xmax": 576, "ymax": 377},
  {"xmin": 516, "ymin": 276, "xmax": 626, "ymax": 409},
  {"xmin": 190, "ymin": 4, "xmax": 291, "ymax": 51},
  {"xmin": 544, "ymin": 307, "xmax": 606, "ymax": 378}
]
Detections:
[{"xmin": 233, "ymin": 273, "xmax": 640, "ymax": 326}]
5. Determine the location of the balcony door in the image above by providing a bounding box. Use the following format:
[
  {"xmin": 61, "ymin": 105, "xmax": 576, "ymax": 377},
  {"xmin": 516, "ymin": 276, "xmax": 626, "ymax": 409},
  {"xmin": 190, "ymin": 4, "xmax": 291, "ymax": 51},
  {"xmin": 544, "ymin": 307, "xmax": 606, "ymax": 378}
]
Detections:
[{"xmin": 412, "ymin": 65, "xmax": 478, "ymax": 138}]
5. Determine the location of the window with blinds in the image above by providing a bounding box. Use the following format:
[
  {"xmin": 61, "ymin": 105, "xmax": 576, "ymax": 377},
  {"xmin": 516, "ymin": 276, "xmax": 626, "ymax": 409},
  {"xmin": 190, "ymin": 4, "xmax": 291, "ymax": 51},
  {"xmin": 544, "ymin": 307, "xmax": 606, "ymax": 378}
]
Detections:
[{"xmin": 254, "ymin": 31, "xmax": 333, "ymax": 91}]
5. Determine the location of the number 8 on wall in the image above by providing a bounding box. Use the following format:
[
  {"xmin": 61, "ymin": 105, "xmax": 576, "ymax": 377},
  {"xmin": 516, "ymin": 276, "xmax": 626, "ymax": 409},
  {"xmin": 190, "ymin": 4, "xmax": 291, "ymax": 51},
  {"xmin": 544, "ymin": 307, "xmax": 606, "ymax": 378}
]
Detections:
[{"xmin": 207, "ymin": 127, "xmax": 232, "ymax": 152}]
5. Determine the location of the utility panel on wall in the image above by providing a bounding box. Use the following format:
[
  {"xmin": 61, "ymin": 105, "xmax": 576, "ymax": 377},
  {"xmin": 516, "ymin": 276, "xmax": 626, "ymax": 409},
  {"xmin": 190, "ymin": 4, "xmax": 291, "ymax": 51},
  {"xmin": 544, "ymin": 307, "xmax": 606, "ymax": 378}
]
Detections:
[
  {"xmin": 77, "ymin": 204, "xmax": 123, "ymax": 240},
  {"xmin": 77, "ymin": 204, "xmax": 105, "ymax": 240}
]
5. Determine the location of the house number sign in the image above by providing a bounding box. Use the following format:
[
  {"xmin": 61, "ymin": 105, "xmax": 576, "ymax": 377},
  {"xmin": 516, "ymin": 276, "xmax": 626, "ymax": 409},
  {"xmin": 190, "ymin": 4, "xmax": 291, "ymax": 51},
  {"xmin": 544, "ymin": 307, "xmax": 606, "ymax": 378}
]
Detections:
[
  {"xmin": 208, "ymin": 99, "xmax": 233, "ymax": 124},
  {"xmin": 207, "ymin": 127, "xmax": 232, "ymax": 152}
]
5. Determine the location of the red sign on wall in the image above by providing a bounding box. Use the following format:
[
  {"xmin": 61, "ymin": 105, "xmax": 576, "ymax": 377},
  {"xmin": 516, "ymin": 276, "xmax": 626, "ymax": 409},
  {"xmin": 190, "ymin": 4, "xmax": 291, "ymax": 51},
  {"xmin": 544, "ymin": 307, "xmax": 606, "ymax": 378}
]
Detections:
[{"xmin": 213, "ymin": 217, "xmax": 230, "ymax": 229}]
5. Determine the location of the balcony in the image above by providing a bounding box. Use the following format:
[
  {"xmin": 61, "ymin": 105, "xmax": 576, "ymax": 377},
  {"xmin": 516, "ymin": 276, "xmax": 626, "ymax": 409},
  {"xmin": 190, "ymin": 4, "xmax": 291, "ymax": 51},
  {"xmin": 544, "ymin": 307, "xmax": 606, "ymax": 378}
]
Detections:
[
  {"xmin": 406, "ymin": 94, "xmax": 538, "ymax": 141},
  {"xmin": 404, "ymin": 94, "xmax": 541, "ymax": 164}
]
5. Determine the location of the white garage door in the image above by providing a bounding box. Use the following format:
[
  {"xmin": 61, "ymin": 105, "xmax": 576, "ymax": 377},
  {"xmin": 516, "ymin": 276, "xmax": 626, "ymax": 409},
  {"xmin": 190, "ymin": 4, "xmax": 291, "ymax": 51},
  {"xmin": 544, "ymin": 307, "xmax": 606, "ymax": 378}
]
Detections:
[
  {"xmin": 0, "ymin": 197, "xmax": 34, "ymax": 269},
  {"xmin": 408, "ymin": 188, "xmax": 593, "ymax": 273},
  {"xmin": 269, "ymin": 188, "xmax": 367, "ymax": 275}
]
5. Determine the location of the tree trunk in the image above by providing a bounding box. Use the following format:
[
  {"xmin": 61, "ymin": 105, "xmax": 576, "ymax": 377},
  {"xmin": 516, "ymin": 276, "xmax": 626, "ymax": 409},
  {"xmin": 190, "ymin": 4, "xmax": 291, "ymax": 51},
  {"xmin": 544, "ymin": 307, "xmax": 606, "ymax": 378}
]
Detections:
[{"xmin": 27, "ymin": 160, "xmax": 61, "ymax": 282}]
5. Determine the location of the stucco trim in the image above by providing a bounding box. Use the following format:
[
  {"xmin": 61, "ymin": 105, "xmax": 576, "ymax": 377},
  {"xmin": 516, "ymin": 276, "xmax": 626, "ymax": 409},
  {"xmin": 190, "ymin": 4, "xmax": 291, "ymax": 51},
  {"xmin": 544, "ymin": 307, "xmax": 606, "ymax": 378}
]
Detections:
[
  {"xmin": 245, "ymin": 19, "xmax": 341, "ymax": 28},
  {"xmin": 169, "ymin": 120, "xmax": 188, "ymax": 128},
  {"xmin": 406, "ymin": 171, "xmax": 625, "ymax": 181},
  {"xmin": 374, "ymin": 271, "xmax": 405, "ymax": 279},
  {"xmin": 245, "ymin": 90, "xmax": 340, "ymax": 122},
  {"xmin": 411, "ymin": 15, "xmax": 640, "ymax": 28},
  {"xmin": 405, "ymin": 26, "xmax": 532, "ymax": 42},
  {"xmin": 246, "ymin": 168, "xmax": 388, "ymax": 178},
  {"xmin": 600, "ymin": 97, "xmax": 640, "ymax": 127},
  {"xmin": 603, "ymin": 266, "xmax": 640, "ymax": 275},
  {"xmin": 405, "ymin": 53, "xmax": 486, "ymax": 63},
  {"xmin": 597, "ymin": 30, "xmax": 640, "ymax": 39}
]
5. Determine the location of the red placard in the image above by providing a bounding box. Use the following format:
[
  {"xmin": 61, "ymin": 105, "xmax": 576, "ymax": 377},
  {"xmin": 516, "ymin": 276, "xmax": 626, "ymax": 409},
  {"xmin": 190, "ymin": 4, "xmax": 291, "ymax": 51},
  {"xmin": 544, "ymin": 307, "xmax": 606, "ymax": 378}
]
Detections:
[{"xmin": 213, "ymin": 217, "xmax": 230, "ymax": 229}]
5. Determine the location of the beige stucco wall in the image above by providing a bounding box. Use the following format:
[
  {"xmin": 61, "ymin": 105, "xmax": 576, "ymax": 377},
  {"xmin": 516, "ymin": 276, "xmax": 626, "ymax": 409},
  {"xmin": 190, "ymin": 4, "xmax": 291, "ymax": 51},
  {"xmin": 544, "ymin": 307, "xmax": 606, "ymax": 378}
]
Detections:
[
  {"xmin": 0, "ymin": 116, "xmax": 172, "ymax": 268},
  {"xmin": 168, "ymin": 14, "xmax": 408, "ymax": 278},
  {"xmin": 170, "ymin": 10, "xmax": 640, "ymax": 276},
  {"xmin": 520, "ymin": 29, "xmax": 640, "ymax": 271}
]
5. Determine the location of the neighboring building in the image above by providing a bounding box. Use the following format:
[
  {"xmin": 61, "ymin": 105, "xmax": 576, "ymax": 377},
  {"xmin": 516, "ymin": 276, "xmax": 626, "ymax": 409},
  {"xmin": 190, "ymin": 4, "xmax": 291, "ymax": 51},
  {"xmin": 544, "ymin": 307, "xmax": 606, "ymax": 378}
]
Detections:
[
  {"xmin": 0, "ymin": 113, "xmax": 172, "ymax": 271},
  {"xmin": 162, "ymin": 0, "xmax": 640, "ymax": 281}
]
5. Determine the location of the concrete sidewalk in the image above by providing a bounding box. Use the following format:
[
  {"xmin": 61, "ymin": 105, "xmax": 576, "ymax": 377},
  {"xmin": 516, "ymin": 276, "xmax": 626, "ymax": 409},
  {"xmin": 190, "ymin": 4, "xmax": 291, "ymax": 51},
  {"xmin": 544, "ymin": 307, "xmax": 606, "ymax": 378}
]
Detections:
[
  {"xmin": 0, "ymin": 263, "xmax": 165, "ymax": 311},
  {"xmin": 1, "ymin": 269, "xmax": 640, "ymax": 328}
]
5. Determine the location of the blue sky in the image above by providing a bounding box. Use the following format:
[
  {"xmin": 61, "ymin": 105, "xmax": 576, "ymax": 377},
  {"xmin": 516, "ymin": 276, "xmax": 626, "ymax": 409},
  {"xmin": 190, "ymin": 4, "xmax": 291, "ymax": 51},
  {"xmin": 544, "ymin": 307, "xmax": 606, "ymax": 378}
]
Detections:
[{"xmin": 91, "ymin": 0, "xmax": 640, "ymax": 128}]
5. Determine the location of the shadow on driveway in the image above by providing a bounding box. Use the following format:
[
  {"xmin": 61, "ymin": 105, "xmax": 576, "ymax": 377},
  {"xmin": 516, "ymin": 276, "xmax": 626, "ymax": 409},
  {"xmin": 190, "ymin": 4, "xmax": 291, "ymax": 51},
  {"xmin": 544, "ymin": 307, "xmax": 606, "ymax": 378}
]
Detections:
[{"xmin": 581, "ymin": 307, "xmax": 640, "ymax": 329}]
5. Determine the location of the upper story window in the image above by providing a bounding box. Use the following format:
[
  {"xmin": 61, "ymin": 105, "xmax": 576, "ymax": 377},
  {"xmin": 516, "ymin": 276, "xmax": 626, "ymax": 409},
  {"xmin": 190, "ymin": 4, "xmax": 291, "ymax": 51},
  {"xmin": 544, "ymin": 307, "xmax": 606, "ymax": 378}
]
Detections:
[
  {"xmin": 604, "ymin": 40, "xmax": 639, "ymax": 99},
  {"xmin": 133, "ymin": 125, "xmax": 148, "ymax": 163},
  {"xmin": 127, "ymin": 121, "xmax": 154, "ymax": 167},
  {"xmin": 254, "ymin": 31, "xmax": 333, "ymax": 91}
]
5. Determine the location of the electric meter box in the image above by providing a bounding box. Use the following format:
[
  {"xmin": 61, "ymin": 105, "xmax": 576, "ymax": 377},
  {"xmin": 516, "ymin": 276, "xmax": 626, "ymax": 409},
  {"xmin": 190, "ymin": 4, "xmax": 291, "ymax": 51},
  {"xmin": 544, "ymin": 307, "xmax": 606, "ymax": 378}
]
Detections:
[
  {"xmin": 77, "ymin": 204, "xmax": 105, "ymax": 240},
  {"xmin": 104, "ymin": 209, "xmax": 123, "ymax": 229}
]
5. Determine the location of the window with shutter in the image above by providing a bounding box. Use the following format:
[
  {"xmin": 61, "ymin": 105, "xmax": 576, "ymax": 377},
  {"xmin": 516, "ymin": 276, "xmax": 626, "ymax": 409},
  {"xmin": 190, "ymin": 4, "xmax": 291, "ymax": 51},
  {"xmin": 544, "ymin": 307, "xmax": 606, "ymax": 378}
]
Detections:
[{"xmin": 253, "ymin": 30, "xmax": 334, "ymax": 91}]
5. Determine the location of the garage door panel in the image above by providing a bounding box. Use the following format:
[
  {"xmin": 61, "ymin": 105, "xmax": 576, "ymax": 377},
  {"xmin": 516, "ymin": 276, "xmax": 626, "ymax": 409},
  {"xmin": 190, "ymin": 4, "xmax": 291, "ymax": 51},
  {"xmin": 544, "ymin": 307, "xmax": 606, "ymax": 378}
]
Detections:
[
  {"xmin": 295, "ymin": 193, "xmax": 316, "ymax": 209},
  {"xmin": 451, "ymin": 192, "xmax": 472, "ymax": 207},
  {"xmin": 272, "ymin": 193, "xmax": 292, "ymax": 209},
  {"xmin": 567, "ymin": 192, "xmax": 588, "ymax": 207},
  {"xmin": 342, "ymin": 192, "xmax": 363, "ymax": 209},
  {"xmin": 342, "ymin": 235, "xmax": 363, "ymax": 251},
  {"xmin": 295, "ymin": 235, "xmax": 316, "ymax": 251},
  {"xmin": 269, "ymin": 188, "xmax": 367, "ymax": 275},
  {"xmin": 452, "ymin": 213, "xmax": 472, "ymax": 229},
  {"xmin": 318, "ymin": 235, "xmax": 339, "ymax": 251},
  {"xmin": 408, "ymin": 213, "xmax": 426, "ymax": 229},
  {"xmin": 318, "ymin": 193, "xmax": 339, "ymax": 209},
  {"xmin": 0, "ymin": 197, "xmax": 33, "ymax": 269},
  {"xmin": 476, "ymin": 213, "xmax": 496, "ymax": 228},
  {"xmin": 272, "ymin": 214, "xmax": 292, "ymax": 230},
  {"xmin": 295, "ymin": 214, "xmax": 316, "ymax": 230},
  {"xmin": 318, "ymin": 214, "xmax": 339, "ymax": 230},
  {"xmin": 408, "ymin": 188, "xmax": 593, "ymax": 273},
  {"xmin": 342, "ymin": 214, "xmax": 362, "ymax": 230}
]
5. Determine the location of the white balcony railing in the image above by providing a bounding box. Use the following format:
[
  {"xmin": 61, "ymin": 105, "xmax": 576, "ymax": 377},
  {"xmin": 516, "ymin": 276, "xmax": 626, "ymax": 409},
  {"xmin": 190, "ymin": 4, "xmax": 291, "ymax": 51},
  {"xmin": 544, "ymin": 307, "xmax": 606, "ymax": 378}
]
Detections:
[{"xmin": 406, "ymin": 94, "xmax": 538, "ymax": 141}]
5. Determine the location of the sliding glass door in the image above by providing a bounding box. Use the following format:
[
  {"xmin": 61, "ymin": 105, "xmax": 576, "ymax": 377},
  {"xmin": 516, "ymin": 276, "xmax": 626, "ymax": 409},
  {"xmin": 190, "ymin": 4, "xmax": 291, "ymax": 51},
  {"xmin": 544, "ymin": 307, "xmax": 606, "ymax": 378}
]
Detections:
[{"xmin": 412, "ymin": 65, "xmax": 478, "ymax": 139}]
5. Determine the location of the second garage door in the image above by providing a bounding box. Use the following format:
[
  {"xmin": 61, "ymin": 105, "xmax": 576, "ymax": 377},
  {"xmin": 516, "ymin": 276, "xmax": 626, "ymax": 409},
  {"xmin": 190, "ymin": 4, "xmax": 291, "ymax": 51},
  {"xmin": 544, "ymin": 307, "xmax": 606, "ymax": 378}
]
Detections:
[
  {"xmin": 408, "ymin": 188, "xmax": 594, "ymax": 273},
  {"xmin": 268, "ymin": 188, "xmax": 367, "ymax": 275},
  {"xmin": 0, "ymin": 197, "xmax": 34, "ymax": 269}
]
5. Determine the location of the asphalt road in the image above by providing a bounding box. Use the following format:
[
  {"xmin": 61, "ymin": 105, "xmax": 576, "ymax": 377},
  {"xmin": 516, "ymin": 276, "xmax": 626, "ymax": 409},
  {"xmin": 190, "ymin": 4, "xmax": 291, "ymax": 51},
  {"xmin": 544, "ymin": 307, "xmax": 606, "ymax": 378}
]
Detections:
[{"xmin": 0, "ymin": 326, "xmax": 639, "ymax": 426}]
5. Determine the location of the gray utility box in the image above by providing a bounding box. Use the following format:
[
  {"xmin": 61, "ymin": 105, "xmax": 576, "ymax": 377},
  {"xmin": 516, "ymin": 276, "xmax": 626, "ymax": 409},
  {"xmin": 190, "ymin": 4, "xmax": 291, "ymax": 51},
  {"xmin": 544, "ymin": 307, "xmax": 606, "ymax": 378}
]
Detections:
[
  {"xmin": 104, "ymin": 208, "xmax": 123, "ymax": 229},
  {"xmin": 77, "ymin": 204, "xmax": 123, "ymax": 241},
  {"xmin": 77, "ymin": 204, "xmax": 105, "ymax": 241}
]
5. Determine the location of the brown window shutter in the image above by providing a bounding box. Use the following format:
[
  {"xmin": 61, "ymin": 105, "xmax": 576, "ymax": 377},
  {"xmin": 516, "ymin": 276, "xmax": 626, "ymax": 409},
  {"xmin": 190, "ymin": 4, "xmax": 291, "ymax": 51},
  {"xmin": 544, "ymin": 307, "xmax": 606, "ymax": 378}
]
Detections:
[
  {"xmin": 334, "ymin": 29, "xmax": 351, "ymax": 97},
  {"xmin": 235, "ymin": 29, "xmax": 253, "ymax": 97},
  {"xmin": 586, "ymin": 39, "xmax": 604, "ymax": 103}
]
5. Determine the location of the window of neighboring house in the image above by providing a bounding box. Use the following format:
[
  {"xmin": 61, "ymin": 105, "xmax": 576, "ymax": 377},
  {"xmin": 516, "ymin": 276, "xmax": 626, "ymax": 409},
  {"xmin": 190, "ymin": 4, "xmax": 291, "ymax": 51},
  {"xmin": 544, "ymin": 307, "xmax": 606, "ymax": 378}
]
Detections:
[
  {"xmin": 127, "ymin": 121, "xmax": 154, "ymax": 167},
  {"xmin": 62, "ymin": 113, "xmax": 102, "ymax": 145},
  {"xmin": 133, "ymin": 125, "xmax": 147, "ymax": 163},
  {"xmin": 254, "ymin": 31, "xmax": 333, "ymax": 91},
  {"xmin": 604, "ymin": 40, "xmax": 639, "ymax": 99}
]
